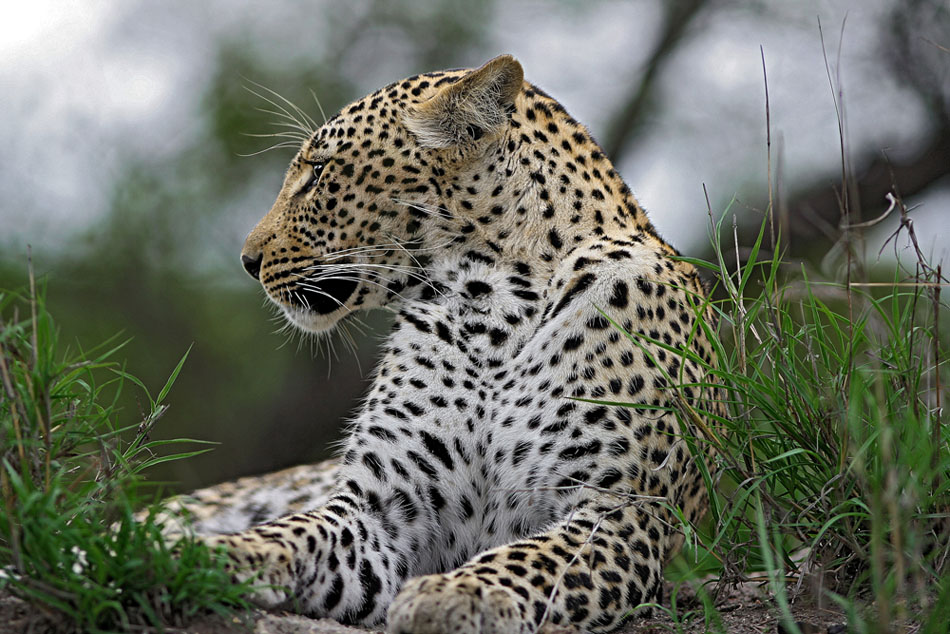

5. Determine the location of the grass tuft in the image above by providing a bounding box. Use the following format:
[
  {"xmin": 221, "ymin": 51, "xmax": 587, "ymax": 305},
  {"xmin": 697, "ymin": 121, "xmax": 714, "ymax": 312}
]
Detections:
[
  {"xmin": 658, "ymin": 194, "xmax": 949, "ymax": 631},
  {"xmin": 0, "ymin": 259, "xmax": 252, "ymax": 632}
]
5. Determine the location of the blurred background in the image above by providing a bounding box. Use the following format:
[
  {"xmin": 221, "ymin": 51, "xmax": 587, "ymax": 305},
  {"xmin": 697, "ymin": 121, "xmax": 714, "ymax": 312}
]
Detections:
[{"xmin": 1, "ymin": 0, "xmax": 947, "ymax": 493}]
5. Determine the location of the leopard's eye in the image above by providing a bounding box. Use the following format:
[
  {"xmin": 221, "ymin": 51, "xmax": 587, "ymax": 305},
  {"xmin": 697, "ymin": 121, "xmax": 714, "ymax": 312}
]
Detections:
[{"xmin": 302, "ymin": 160, "xmax": 325, "ymax": 193}]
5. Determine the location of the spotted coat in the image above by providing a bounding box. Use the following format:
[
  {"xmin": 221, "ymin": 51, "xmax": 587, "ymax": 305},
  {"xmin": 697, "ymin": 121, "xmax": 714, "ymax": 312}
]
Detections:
[{"xmin": 174, "ymin": 55, "xmax": 721, "ymax": 633}]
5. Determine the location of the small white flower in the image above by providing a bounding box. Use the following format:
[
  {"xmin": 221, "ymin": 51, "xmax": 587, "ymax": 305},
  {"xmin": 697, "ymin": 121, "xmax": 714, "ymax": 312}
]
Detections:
[
  {"xmin": 70, "ymin": 546, "xmax": 88, "ymax": 575},
  {"xmin": 0, "ymin": 568, "xmax": 20, "ymax": 584}
]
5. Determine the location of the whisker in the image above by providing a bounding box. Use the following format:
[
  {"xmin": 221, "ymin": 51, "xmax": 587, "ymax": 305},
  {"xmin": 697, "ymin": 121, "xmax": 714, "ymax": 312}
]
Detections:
[
  {"xmin": 238, "ymin": 141, "xmax": 302, "ymax": 157},
  {"xmin": 244, "ymin": 80, "xmax": 318, "ymax": 134},
  {"xmin": 304, "ymin": 234, "xmax": 452, "ymax": 297},
  {"xmin": 392, "ymin": 198, "xmax": 454, "ymax": 220},
  {"xmin": 309, "ymin": 262, "xmax": 445, "ymax": 298},
  {"xmin": 319, "ymin": 241, "xmax": 423, "ymax": 260},
  {"xmin": 249, "ymin": 101, "xmax": 313, "ymax": 138},
  {"xmin": 310, "ymin": 88, "xmax": 328, "ymax": 126},
  {"xmin": 336, "ymin": 319, "xmax": 363, "ymax": 374},
  {"xmin": 304, "ymin": 266, "xmax": 425, "ymax": 290},
  {"xmin": 252, "ymin": 104, "xmax": 304, "ymax": 122},
  {"xmin": 293, "ymin": 290, "xmax": 311, "ymax": 311},
  {"xmin": 266, "ymin": 120, "xmax": 320, "ymax": 135},
  {"xmin": 241, "ymin": 131, "xmax": 311, "ymax": 143},
  {"xmin": 323, "ymin": 334, "xmax": 333, "ymax": 372},
  {"xmin": 274, "ymin": 89, "xmax": 321, "ymax": 134},
  {"xmin": 297, "ymin": 273, "xmax": 413, "ymax": 303},
  {"xmin": 318, "ymin": 236, "xmax": 455, "ymax": 261},
  {"xmin": 293, "ymin": 284, "xmax": 351, "ymax": 312},
  {"xmin": 310, "ymin": 262, "xmax": 425, "ymax": 275},
  {"xmin": 383, "ymin": 234, "xmax": 444, "ymax": 296}
]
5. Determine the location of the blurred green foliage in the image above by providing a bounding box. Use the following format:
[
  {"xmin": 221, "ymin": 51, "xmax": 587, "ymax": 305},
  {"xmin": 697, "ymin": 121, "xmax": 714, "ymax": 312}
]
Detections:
[
  {"xmin": 0, "ymin": 1, "xmax": 506, "ymax": 490},
  {"xmin": 0, "ymin": 257, "xmax": 382, "ymax": 493},
  {"xmin": 0, "ymin": 1, "xmax": 505, "ymax": 492}
]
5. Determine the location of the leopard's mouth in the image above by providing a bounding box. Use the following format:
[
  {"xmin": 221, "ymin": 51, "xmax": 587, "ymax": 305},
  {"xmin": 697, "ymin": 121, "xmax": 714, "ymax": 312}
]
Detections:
[
  {"xmin": 264, "ymin": 258, "xmax": 365, "ymax": 333},
  {"xmin": 289, "ymin": 277, "xmax": 359, "ymax": 315}
]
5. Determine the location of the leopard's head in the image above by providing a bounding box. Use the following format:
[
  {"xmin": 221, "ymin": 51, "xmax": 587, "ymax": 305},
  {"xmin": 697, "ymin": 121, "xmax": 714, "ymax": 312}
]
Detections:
[{"xmin": 241, "ymin": 55, "xmax": 524, "ymax": 333}]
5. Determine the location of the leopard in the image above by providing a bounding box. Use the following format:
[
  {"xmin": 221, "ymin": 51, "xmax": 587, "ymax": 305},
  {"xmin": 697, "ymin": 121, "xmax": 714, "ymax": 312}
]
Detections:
[{"xmin": 167, "ymin": 54, "xmax": 722, "ymax": 633}]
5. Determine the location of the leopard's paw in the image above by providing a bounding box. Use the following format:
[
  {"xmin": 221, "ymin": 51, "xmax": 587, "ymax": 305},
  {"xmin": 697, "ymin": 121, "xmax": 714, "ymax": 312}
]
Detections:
[{"xmin": 387, "ymin": 573, "xmax": 529, "ymax": 634}]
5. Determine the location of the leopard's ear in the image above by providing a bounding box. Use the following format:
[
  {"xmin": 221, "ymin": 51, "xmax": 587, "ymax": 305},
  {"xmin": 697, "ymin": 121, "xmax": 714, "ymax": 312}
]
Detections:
[{"xmin": 405, "ymin": 54, "xmax": 524, "ymax": 149}]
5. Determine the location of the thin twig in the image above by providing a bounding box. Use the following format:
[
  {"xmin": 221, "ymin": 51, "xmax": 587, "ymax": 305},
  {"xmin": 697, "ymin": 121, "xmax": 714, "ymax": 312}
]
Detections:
[
  {"xmin": 933, "ymin": 264, "xmax": 943, "ymax": 492},
  {"xmin": 921, "ymin": 37, "xmax": 950, "ymax": 54}
]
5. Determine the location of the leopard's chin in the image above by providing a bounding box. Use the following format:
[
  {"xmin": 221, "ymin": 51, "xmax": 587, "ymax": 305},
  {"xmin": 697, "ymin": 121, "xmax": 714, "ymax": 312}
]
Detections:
[
  {"xmin": 271, "ymin": 276, "xmax": 360, "ymax": 333},
  {"xmin": 282, "ymin": 305, "xmax": 348, "ymax": 334}
]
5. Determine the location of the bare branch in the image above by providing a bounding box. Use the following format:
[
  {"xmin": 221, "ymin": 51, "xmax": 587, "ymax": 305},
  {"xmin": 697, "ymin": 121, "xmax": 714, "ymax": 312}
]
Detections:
[{"xmin": 603, "ymin": 0, "xmax": 710, "ymax": 162}]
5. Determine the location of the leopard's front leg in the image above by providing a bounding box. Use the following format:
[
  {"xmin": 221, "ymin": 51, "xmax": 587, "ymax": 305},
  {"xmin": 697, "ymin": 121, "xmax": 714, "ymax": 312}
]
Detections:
[
  {"xmin": 387, "ymin": 500, "xmax": 672, "ymax": 634},
  {"xmin": 209, "ymin": 492, "xmax": 404, "ymax": 625}
]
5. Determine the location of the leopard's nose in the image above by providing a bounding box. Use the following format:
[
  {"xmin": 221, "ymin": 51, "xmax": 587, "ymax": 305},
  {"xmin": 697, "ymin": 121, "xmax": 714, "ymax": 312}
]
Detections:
[{"xmin": 241, "ymin": 253, "xmax": 263, "ymax": 280}]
